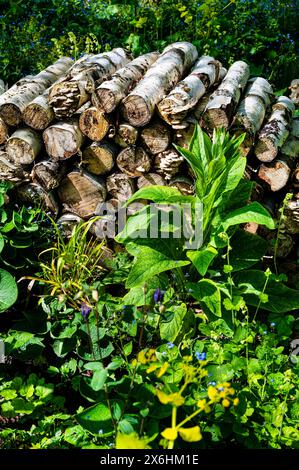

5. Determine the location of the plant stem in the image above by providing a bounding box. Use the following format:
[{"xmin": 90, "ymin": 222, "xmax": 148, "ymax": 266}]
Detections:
[{"xmin": 167, "ymin": 406, "xmax": 177, "ymax": 450}]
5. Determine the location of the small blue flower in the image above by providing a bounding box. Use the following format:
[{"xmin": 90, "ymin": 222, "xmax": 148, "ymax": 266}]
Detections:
[
  {"xmin": 208, "ymin": 381, "xmax": 216, "ymax": 386},
  {"xmin": 188, "ymin": 288, "xmax": 193, "ymax": 293},
  {"xmin": 263, "ymin": 330, "xmax": 268, "ymax": 335},
  {"xmin": 153, "ymin": 288, "xmax": 165, "ymax": 304},
  {"xmin": 218, "ymin": 387, "xmax": 224, "ymax": 392},
  {"xmin": 270, "ymin": 378, "xmax": 274, "ymax": 383},
  {"xmin": 270, "ymin": 322, "xmax": 276, "ymax": 327},
  {"xmin": 195, "ymin": 352, "xmax": 206, "ymax": 361},
  {"xmin": 162, "ymin": 351, "xmax": 166, "ymax": 356},
  {"xmin": 167, "ymin": 342, "xmax": 174, "ymax": 349},
  {"xmin": 98, "ymin": 429, "xmax": 103, "ymax": 435},
  {"xmin": 81, "ymin": 303, "xmax": 91, "ymax": 320}
]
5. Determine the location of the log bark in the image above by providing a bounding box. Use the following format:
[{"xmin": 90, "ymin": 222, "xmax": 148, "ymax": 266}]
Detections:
[
  {"xmin": 284, "ymin": 198, "xmax": 299, "ymax": 234},
  {"xmin": 281, "ymin": 118, "xmax": 299, "ymax": 158},
  {"xmin": 137, "ymin": 172, "xmax": 166, "ymax": 189},
  {"xmin": 154, "ymin": 149, "xmax": 184, "ymax": 179},
  {"xmin": 92, "ymin": 52, "xmax": 159, "ymax": 113},
  {"xmin": 203, "ymin": 61, "xmax": 250, "ymax": 130},
  {"xmin": 174, "ymin": 124, "xmax": 195, "ymax": 149},
  {"xmin": 0, "ymin": 80, "xmax": 5, "ymax": 96},
  {"xmin": 0, "ymin": 57, "xmax": 73, "ymax": 126},
  {"xmin": 0, "ymin": 117, "xmax": 8, "ymax": 145},
  {"xmin": 116, "ymin": 146, "xmax": 151, "ymax": 177},
  {"xmin": 114, "ymin": 123, "xmax": 138, "ymax": 148},
  {"xmin": 106, "ymin": 172, "xmax": 135, "ymax": 201},
  {"xmin": 81, "ymin": 141, "xmax": 117, "ymax": 175},
  {"xmin": 31, "ymin": 159, "xmax": 67, "ymax": 191},
  {"xmin": 140, "ymin": 120, "xmax": 171, "ymax": 154},
  {"xmin": 6, "ymin": 128, "xmax": 42, "ymax": 165},
  {"xmin": 48, "ymin": 49, "xmax": 132, "ymax": 118},
  {"xmin": 15, "ymin": 183, "xmax": 59, "ymax": 216},
  {"xmin": 0, "ymin": 150, "xmax": 30, "ymax": 183},
  {"xmin": 122, "ymin": 42, "xmax": 198, "ymax": 127},
  {"xmin": 257, "ymin": 157, "xmax": 291, "ymax": 192},
  {"xmin": 58, "ymin": 169, "xmax": 107, "ymax": 219},
  {"xmin": 57, "ymin": 213, "xmax": 83, "ymax": 238},
  {"xmin": 255, "ymin": 96, "xmax": 295, "ymax": 162},
  {"xmin": 289, "ymin": 79, "xmax": 299, "ymax": 106},
  {"xmin": 79, "ymin": 106, "xmax": 115, "ymax": 141},
  {"xmin": 168, "ymin": 175, "xmax": 194, "ymax": 195},
  {"xmin": 232, "ymin": 77, "xmax": 274, "ymax": 155},
  {"xmin": 43, "ymin": 119, "xmax": 84, "ymax": 160},
  {"xmin": 158, "ymin": 56, "xmax": 222, "ymax": 126}
]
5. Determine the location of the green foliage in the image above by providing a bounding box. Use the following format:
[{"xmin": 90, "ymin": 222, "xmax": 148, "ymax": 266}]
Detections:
[{"xmin": 0, "ymin": 1, "xmax": 298, "ymax": 87}]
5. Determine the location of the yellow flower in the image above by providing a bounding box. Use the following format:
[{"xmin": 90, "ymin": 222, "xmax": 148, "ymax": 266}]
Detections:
[
  {"xmin": 204, "ymin": 404, "xmax": 211, "ymax": 413},
  {"xmin": 146, "ymin": 363, "xmax": 159, "ymax": 374},
  {"xmin": 161, "ymin": 428, "xmax": 178, "ymax": 441},
  {"xmin": 156, "ymin": 390, "xmax": 184, "ymax": 406},
  {"xmin": 208, "ymin": 386, "xmax": 218, "ymax": 401},
  {"xmin": 137, "ymin": 348, "xmax": 156, "ymax": 364},
  {"xmin": 197, "ymin": 399, "xmax": 206, "ymax": 411},
  {"xmin": 156, "ymin": 362, "xmax": 169, "ymax": 378},
  {"xmin": 178, "ymin": 426, "xmax": 202, "ymax": 442},
  {"xmin": 233, "ymin": 398, "xmax": 239, "ymax": 406},
  {"xmin": 137, "ymin": 350, "xmax": 148, "ymax": 365},
  {"xmin": 222, "ymin": 398, "xmax": 230, "ymax": 407},
  {"xmin": 228, "ymin": 387, "xmax": 235, "ymax": 395},
  {"xmin": 223, "ymin": 382, "xmax": 231, "ymax": 387},
  {"xmin": 116, "ymin": 432, "xmax": 151, "ymax": 449},
  {"xmin": 219, "ymin": 391, "xmax": 227, "ymax": 398}
]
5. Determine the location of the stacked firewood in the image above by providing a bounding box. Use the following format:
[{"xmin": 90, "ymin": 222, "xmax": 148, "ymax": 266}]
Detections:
[{"xmin": 0, "ymin": 42, "xmax": 298, "ymax": 260}]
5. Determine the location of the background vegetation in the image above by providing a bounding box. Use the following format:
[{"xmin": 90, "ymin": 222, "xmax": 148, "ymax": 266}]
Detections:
[{"xmin": 0, "ymin": 0, "xmax": 298, "ymax": 88}]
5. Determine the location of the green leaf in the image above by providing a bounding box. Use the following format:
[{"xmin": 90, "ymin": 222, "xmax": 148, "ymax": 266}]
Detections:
[
  {"xmin": 0, "ymin": 268, "xmax": 18, "ymax": 313},
  {"xmin": 0, "ymin": 233, "xmax": 4, "ymax": 253},
  {"xmin": 90, "ymin": 369, "xmax": 108, "ymax": 391},
  {"xmin": 124, "ymin": 186, "xmax": 194, "ymax": 207},
  {"xmin": 159, "ymin": 303, "xmax": 187, "ymax": 342},
  {"xmin": 187, "ymin": 245, "xmax": 218, "ymax": 276},
  {"xmin": 76, "ymin": 400, "xmax": 123, "ymax": 435},
  {"xmin": 207, "ymin": 364, "xmax": 234, "ymax": 382},
  {"xmin": 187, "ymin": 279, "xmax": 222, "ymax": 317},
  {"xmin": 125, "ymin": 242, "xmax": 190, "ymax": 288},
  {"xmin": 235, "ymin": 270, "xmax": 299, "ymax": 313},
  {"xmin": 229, "ymin": 230, "xmax": 268, "ymax": 271},
  {"xmin": 222, "ymin": 202, "xmax": 275, "ymax": 231}
]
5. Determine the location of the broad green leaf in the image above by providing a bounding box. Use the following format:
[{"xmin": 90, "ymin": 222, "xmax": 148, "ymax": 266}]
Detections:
[
  {"xmin": 0, "ymin": 233, "xmax": 4, "ymax": 253},
  {"xmin": 207, "ymin": 364, "xmax": 234, "ymax": 382},
  {"xmin": 187, "ymin": 246, "xmax": 218, "ymax": 276},
  {"xmin": 221, "ymin": 179, "xmax": 254, "ymax": 213},
  {"xmin": 76, "ymin": 401, "xmax": 123, "ymax": 435},
  {"xmin": 0, "ymin": 268, "xmax": 18, "ymax": 313},
  {"xmin": 124, "ymin": 186, "xmax": 195, "ymax": 207},
  {"xmin": 90, "ymin": 369, "xmax": 108, "ymax": 391},
  {"xmin": 159, "ymin": 303, "xmax": 187, "ymax": 342},
  {"xmin": 187, "ymin": 279, "xmax": 222, "ymax": 317},
  {"xmin": 122, "ymin": 275, "xmax": 167, "ymax": 306},
  {"xmin": 229, "ymin": 230, "xmax": 268, "ymax": 271},
  {"xmin": 222, "ymin": 202, "xmax": 275, "ymax": 231},
  {"xmin": 125, "ymin": 242, "xmax": 190, "ymax": 288},
  {"xmin": 235, "ymin": 270, "xmax": 299, "ymax": 313}
]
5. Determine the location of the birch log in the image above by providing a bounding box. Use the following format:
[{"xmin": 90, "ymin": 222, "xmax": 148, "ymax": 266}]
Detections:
[
  {"xmin": 0, "ymin": 118, "xmax": 8, "ymax": 145},
  {"xmin": 0, "ymin": 57, "xmax": 73, "ymax": 126},
  {"xmin": 137, "ymin": 173, "xmax": 166, "ymax": 189},
  {"xmin": 257, "ymin": 157, "xmax": 291, "ymax": 192},
  {"xmin": 106, "ymin": 173, "xmax": 135, "ymax": 201},
  {"xmin": 140, "ymin": 120, "xmax": 171, "ymax": 154},
  {"xmin": 203, "ymin": 61, "xmax": 250, "ymax": 130},
  {"xmin": 48, "ymin": 49, "xmax": 132, "ymax": 118},
  {"xmin": 0, "ymin": 150, "xmax": 30, "ymax": 183},
  {"xmin": 6, "ymin": 128, "xmax": 42, "ymax": 165},
  {"xmin": 0, "ymin": 80, "xmax": 5, "ymax": 96},
  {"xmin": 43, "ymin": 119, "xmax": 84, "ymax": 160},
  {"xmin": 116, "ymin": 146, "xmax": 152, "ymax": 177},
  {"xmin": 122, "ymin": 42, "xmax": 198, "ymax": 127},
  {"xmin": 157, "ymin": 56, "xmax": 222, "ymax": 126},
  {"xmin": 114, "ymin": 123, "xmax": 138, "ymax": 148},
  {"xmin": 92, "ymin": 52, "xmax": 159, "ymax": 113},
  {"xmin": 79, "ymin": 107, "xmax": 115, "ymax": 141},
  {"xmin": 58, "ymin": 170, "xmax": 107, "ymax": 219},
  {"xmin": 232, "ymin": 77, "xmax": 274, "ymax": 154},
  {"xmin": 255, "ymin": 96, "xmax": 295, "ymax": 162},
  {"xmin": 31, "ymin": 159, "xmax": 67, "ymax": 191},
  {"xmin": 281, "ymin": 118, "xmax": 299, "ymax": 158},
  {"xmin": 154, "ymin": 149, "xmax": 184, "ymax": 179},
  {"xmin": 82, "ymin": 141, "xmax": 117, "ymax": 175},
  {"xmin": 168, "ymin": 175, "xmax": 194, "ymax": 195},
  {"xmin": 23, "ymin": 91, "xmax": 55, "ymax": 130},
  {"xmin": 289, "ymin": 79, "xmax": 299, "ymax": 106}
]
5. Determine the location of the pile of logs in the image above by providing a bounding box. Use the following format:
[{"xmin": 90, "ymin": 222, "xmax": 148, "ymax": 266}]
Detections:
[{"xmin": 0, "ymin": 43, "xmax": 298, "ymax": 263}]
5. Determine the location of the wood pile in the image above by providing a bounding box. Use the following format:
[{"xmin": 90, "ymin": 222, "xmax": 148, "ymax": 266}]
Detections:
[{"xmin": 0, "ymin": 42, "xmax": 298, "ymax": 263}]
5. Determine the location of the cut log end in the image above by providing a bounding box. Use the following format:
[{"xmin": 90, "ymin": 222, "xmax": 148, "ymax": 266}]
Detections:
[
  {"xmin": 121, "ymin": 95, "xmax": 151, "ymax": 127},
  {"xmin": 0, "ymin": 103, "xmax": 22, "ymax": 126},
  {"xmin": 0, "ymin": 117, "xmax": 8, "ymax": 145},
  {"xmin": 82, "ymin": 141, "xmax": 116, "ymax": 175},
  {"xmin": 258, "ymin": 160, "xmax": 291, "ymax": 192},
  {"xmin": 79, "ymin": 107, "xmax": 111, "ymax": 141},
  {"xmin": 255, "ymin": 138, "xmax": 277, "ymax": 162},
  {"xmin": 106, "ymin": 173, "xmax": 135, "ymax": 201},
  {"xmin": 116, "ymin": 146, "xmax": 151, "ymax": 177},
  {"xmin": 140, "ymin": 120, "xmax": 171, "ymax": 155},
  {"xmin": 23, "ymin": 102, "xmax": 54, "ymax": 130}
]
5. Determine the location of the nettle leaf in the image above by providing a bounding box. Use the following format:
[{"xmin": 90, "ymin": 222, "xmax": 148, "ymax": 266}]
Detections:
[
  {"xmin": 159, "ymin": 303, "xmax": 187, "ymax": 342},
  {"xmin": 229, "ymin": 230, "xmax": 268, "ymax": 271},
  {"xmin": 0, "ymin": 268, "xmax": 18, "ymax": 313},
  {"xmin": 187, "ymin": 279, "xmax": 222, "ymax": 317},
  {"xmin": 235, "ymin": 270, "xmax": 299, "ymax": 313},
  {"xmin": 222, "ymin": 202, "xmax": 275, "ymax": 231},
  {"xmin": 125, "ymin": 241, "xmax": 190, "ymax": 288},
  {"xmin": 187, "ymin": 245, "xmax": 218, "ymax": 276}
]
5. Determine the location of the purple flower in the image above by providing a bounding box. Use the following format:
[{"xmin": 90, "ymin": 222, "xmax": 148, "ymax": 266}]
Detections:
[
  {"xmin": 153, "ymin": 288, "xmax": 165, "ymax": 304},
  {"xmin": 81, "ymin": 303, "xmax": 91, "ymax": 320},
  {"xmin": 167, "ymin": 342, "xmax": 174, "ymax": 349},
  {"xmin": 195, "ymin": 351, "xmax": 206, "ymax": 361}
]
